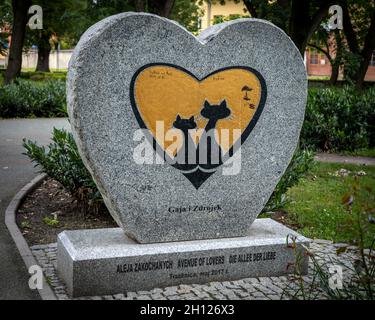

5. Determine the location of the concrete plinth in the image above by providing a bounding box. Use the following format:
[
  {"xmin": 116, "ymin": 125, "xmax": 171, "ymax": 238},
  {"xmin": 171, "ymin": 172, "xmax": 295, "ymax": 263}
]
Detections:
[{"xmin": 57, "ymin": 219, "xmax": 309, "ymax": 297}]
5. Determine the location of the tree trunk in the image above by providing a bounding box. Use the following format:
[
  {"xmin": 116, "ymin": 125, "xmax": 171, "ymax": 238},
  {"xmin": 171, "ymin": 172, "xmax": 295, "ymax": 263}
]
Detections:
[
  {"xmin": 4, "ymin": 0, "xmax": 32, "ymax": 84},
  {"xmin": 289, "ymin": 0, "xmax": 334, "ymax": 55},
  {"xmin": 243, "ymin": 0, "xmax": 258, "ymax": 17},
  {"xmin": 329, "ymin": 63, "xmax": 339, "ymax": 85},
  {"xmin": 289, "ymin": 0, "xmax": 311, "ymax": 55},
  {"xmin": 340, "ymin": 0, "xmax": 359, "ymax": 54},
  {"xmin": 36, "ymin": 33, "xmax": 51, "ymax": 72},
  {"xmin": 329, "ymin": 31, "xmax": 341, "ymax": 85},
  {"xmin": 148, "ymin": 0, "xmax": 175, "ymax": 17},
  {"xmin": 308, "ymin": 42, "xmax": 338, "ymax": 84},
  {"xmin": 134, "ymin": 0, "xmax": 145, "ymax": 12},
  {"xmin": 355, "ymin": 10, "xmax": 375, "ymax": 89}
]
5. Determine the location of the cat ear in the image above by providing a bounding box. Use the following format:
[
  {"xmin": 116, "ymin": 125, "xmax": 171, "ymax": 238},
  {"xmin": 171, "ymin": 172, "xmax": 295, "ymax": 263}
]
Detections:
[
  {"xmin": 204, "ymin": 100, "xmax": 210, "ymax": 108},
  {"xmin": 176, "ymin": 114, "xmax": 181, "ymax": 120},
  {"xmin": 220, "ymin": 100, "xmax": 227, "ymax": 107},
  {"xmin": 189, "ymin": 116, "xmax": 194, "ymax": 122}
]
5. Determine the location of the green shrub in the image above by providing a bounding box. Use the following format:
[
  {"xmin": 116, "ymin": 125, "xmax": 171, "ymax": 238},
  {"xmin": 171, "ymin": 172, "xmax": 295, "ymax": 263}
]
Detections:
[
  {"xmin": 264, "ymin": 148, "xmax": 316, "ymax": 212},
  {"xmin": 23, "ymin": 128, "xmax": 103, "ymax": 214},
  {"xmin": 20, "ymin": 71, "xmax": 67, "ymax": 81},
  {"xmin": 301, "ymin": 86, "xmax": 375, "ymax": 152},
  {"xmin": 0, "ymin": 79, "xmax": 66, "ymax": 118}
]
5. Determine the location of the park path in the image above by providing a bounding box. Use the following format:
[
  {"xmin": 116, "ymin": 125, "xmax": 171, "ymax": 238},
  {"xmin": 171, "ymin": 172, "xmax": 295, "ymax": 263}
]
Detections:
[
  {"xmin": 315, "ymin": 153, "xmax": 375, "ymax": 166},
  {"xmin": 0, "ymin": 118, "xmax": 69, "ymax": 300}
]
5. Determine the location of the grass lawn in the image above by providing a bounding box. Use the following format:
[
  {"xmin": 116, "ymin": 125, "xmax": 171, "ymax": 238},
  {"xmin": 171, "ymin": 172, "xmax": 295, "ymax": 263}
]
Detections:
[
  {"xmin": 284, "ymin": 162, "xmax": 375, "ymax": 247},
  {"xmin": 0, "ymin": 69, "xmax": 66, "ymax": 85},
  {"xmin": 21, "ymin": 67, "xmax": 68, "ymax": 73}
]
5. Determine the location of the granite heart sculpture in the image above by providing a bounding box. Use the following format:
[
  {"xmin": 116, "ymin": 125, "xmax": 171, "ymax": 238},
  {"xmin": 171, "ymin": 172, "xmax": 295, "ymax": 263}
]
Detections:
[{"xmin": 68, "ymin": 13, "xmax": 307, "ymax": 243}]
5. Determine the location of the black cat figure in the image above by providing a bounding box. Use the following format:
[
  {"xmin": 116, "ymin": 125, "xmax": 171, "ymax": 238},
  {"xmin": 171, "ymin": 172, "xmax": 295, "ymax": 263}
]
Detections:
[
  {"xmin": 172, "ymin": 115, "xmax": 198, "ymax": 172},
  {"xmin": 198, "ymin": 99, "xmax": 231, "ymax": 170},
  {"xmin": 171, "ymin": 100, "xmax": 232, "ymax": 189}
]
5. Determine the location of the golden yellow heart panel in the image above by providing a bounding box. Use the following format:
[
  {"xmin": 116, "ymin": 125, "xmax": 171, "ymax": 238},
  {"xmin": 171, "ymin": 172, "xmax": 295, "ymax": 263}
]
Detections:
[{"xmin": 130, "ymin": 63, "xmax": 267, "ymax": 188}]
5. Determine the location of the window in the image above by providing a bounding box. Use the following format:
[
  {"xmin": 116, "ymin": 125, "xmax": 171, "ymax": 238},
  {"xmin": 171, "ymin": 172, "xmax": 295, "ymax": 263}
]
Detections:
[
  {"xmin": 310, "ymin": 52, "xmax": 319, "ymax": 64},
  {"xmin": 197, "ymin": 17, "xmax": 202, "ymax": 30},
  {"xmin": 370, "ymin": 52, "xmax": 375, "ymax": 67}
]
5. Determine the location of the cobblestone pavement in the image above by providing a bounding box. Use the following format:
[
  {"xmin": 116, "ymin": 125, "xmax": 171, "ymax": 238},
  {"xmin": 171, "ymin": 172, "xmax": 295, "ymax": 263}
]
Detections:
[{"xmin": 31, "ymin": 239, "xmax": 369, "ymax": 300}]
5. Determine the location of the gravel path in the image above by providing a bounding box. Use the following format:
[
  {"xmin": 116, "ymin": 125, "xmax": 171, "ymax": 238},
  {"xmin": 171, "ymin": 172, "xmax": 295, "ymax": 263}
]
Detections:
[{"xmin": 315, "ymin": 153, "xmax": 375, "ymax": 166}]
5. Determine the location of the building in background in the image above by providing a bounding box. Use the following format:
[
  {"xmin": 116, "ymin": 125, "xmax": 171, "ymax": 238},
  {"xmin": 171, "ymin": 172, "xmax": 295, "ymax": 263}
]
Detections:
[
  {"xmin": 0, "ymin": 24, "xmax": 10, "ymax": 69},
  {"xmin": 198, "ymin": 0, "xmax": 375, "ymax": 81},
  {"xmin": 306, "ymin": 49, "xmax": 375, "ymax": 81},
  {"xmin": 199, "ymin": 0, "xmax": 249, "ymax": 30}
]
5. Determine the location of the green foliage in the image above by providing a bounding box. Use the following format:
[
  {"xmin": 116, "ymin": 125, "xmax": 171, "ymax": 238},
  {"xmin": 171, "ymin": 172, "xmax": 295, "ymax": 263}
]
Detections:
[
  {"xmin": 42, "ymin": 216, "xmax": 59, "ymax": 227},
  {"xmin": 212, "ymin": 13, "xmax": 249, "ymax": 25},
  {"xmin": 0, "ymin": 79, "xmax": 66, "ymax": 118},
  {"xmin": 342, "ymin": 51, "xmax": 362, "ymax": 84},
  {"xmin": 264, "ymin": 149, "xmax": 316, "ymax": 212},
  {"xmin": 20, "ymin": 71, "xmax": 67, "ymax": 81},
  {"xmin": 340, "ymin": 148, "xmax": 375, "ymax": 158},
  {"xmin": 301, "ymin": 86, "xmax": 375, "ymax": 152},
  {"xmin": 285, "ymin": 162, "xmax": 375, "ymax": 246},
  {"xmin": 20, "ymin": 221, "xmax": 31, "ymax": 229},
  {"xmin": 23, "ymin": 128, "xmax": 102, "ymax": 214},
  {"xmin": 171, "ymin": 0, "xmax": 204, "ymax": 33},
  {"xmin": 284, "ymin": 170, "xmax": 375, "ymax": 300}
]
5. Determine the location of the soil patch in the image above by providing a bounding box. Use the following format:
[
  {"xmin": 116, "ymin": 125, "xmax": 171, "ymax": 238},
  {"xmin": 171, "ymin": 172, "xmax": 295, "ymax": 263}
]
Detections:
[{"xmin": 17, "ymin": 177, "xmax": 117, "ymax": 245}]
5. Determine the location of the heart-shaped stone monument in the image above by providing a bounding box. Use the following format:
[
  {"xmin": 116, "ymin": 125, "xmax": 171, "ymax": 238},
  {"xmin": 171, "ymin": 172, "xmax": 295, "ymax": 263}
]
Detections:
[{"xmin": 68, "ymin": 13, "xmax": 307, "ymax": 243}]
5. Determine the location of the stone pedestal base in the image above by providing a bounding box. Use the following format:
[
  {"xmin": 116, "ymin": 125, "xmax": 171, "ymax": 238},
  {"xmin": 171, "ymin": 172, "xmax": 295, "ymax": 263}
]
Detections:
[{"xmin": 57, "ymin": 218, "xmax": 309, "ymax": 297}]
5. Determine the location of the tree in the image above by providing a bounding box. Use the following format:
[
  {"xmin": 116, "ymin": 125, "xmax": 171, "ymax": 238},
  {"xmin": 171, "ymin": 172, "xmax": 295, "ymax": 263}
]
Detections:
[
  {"xmin": 29, "ymin": 0, "xmax": 89, "ymax": 72},
  {"xmin": 340, "ymin": 0, "xmax": 375, "ymax": 89},
  {"xmin": 243, "ymin": 0, "xmax": 336, "ymax": 55},
  {"xmin": 170, "ymin": 0, "xmax": 204, "ymax": 33},
  {"xmin": 308, "ymin": 27, "xmax": 345, "ymax": 85},
  {"xmin": 134, "ymin": 0, "xmax": 176, "ymax": 17},
  {"xmin": 4, "ymin": 0, "xmax": 31, "ymax": 84}
]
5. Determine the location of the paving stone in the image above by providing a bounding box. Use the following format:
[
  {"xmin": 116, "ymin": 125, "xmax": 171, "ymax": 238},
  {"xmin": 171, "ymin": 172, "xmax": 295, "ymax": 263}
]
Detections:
[
  {"xmin": 313, "ymin": 239, "xmax": 333, "ymax": 244},
  {"xmin": 211, "ymin": 293, "xmax": 227, "ymax": 300},
  {"xmin": 150, "ymin": 288, "xmax": 163, "ymax": 294},
  {"xmin": 167, "ymin": 295, "xmax": 181, "ymax": 300},
  {"xmin": 113, "ymin": 293, "xmax": 125, "ymax": 299},
  {"xmin": 250, "ymin": 292, "xmax": 267, "ymax": 300},
  {"xmin": 31, "ymin": 244, "xmax": 48, "ymax": 250},
  {"xmin": 136, "ymin": 295, "xmax": 152, "ymax": 300},
  {"xmin": 137, "ymin": 290, "xmax": 152, "ymax": 295}
]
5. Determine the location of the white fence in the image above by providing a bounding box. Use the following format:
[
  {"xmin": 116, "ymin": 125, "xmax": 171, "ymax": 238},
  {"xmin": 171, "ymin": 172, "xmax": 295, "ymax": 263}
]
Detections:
[
  {"xmin": 22, "ymin": 49, "xmax": 73, "ymax": 70},
  {"xmin": 0, "ymin": 49, "xmax": 73, "ymax": 70}
]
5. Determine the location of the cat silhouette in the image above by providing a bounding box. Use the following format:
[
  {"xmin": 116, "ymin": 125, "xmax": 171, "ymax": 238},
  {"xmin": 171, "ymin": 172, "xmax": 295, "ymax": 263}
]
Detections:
[
  {"xmin": 201, "ymin": 99, "xmax": 231, "ymax": 132},
  {"xmin": 199, "ymin": 100, "xmax": 231, "ymax": 168},
  {"xmin": 172, "ymin": 115, "xmax": 197, "ymax": 169}
]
